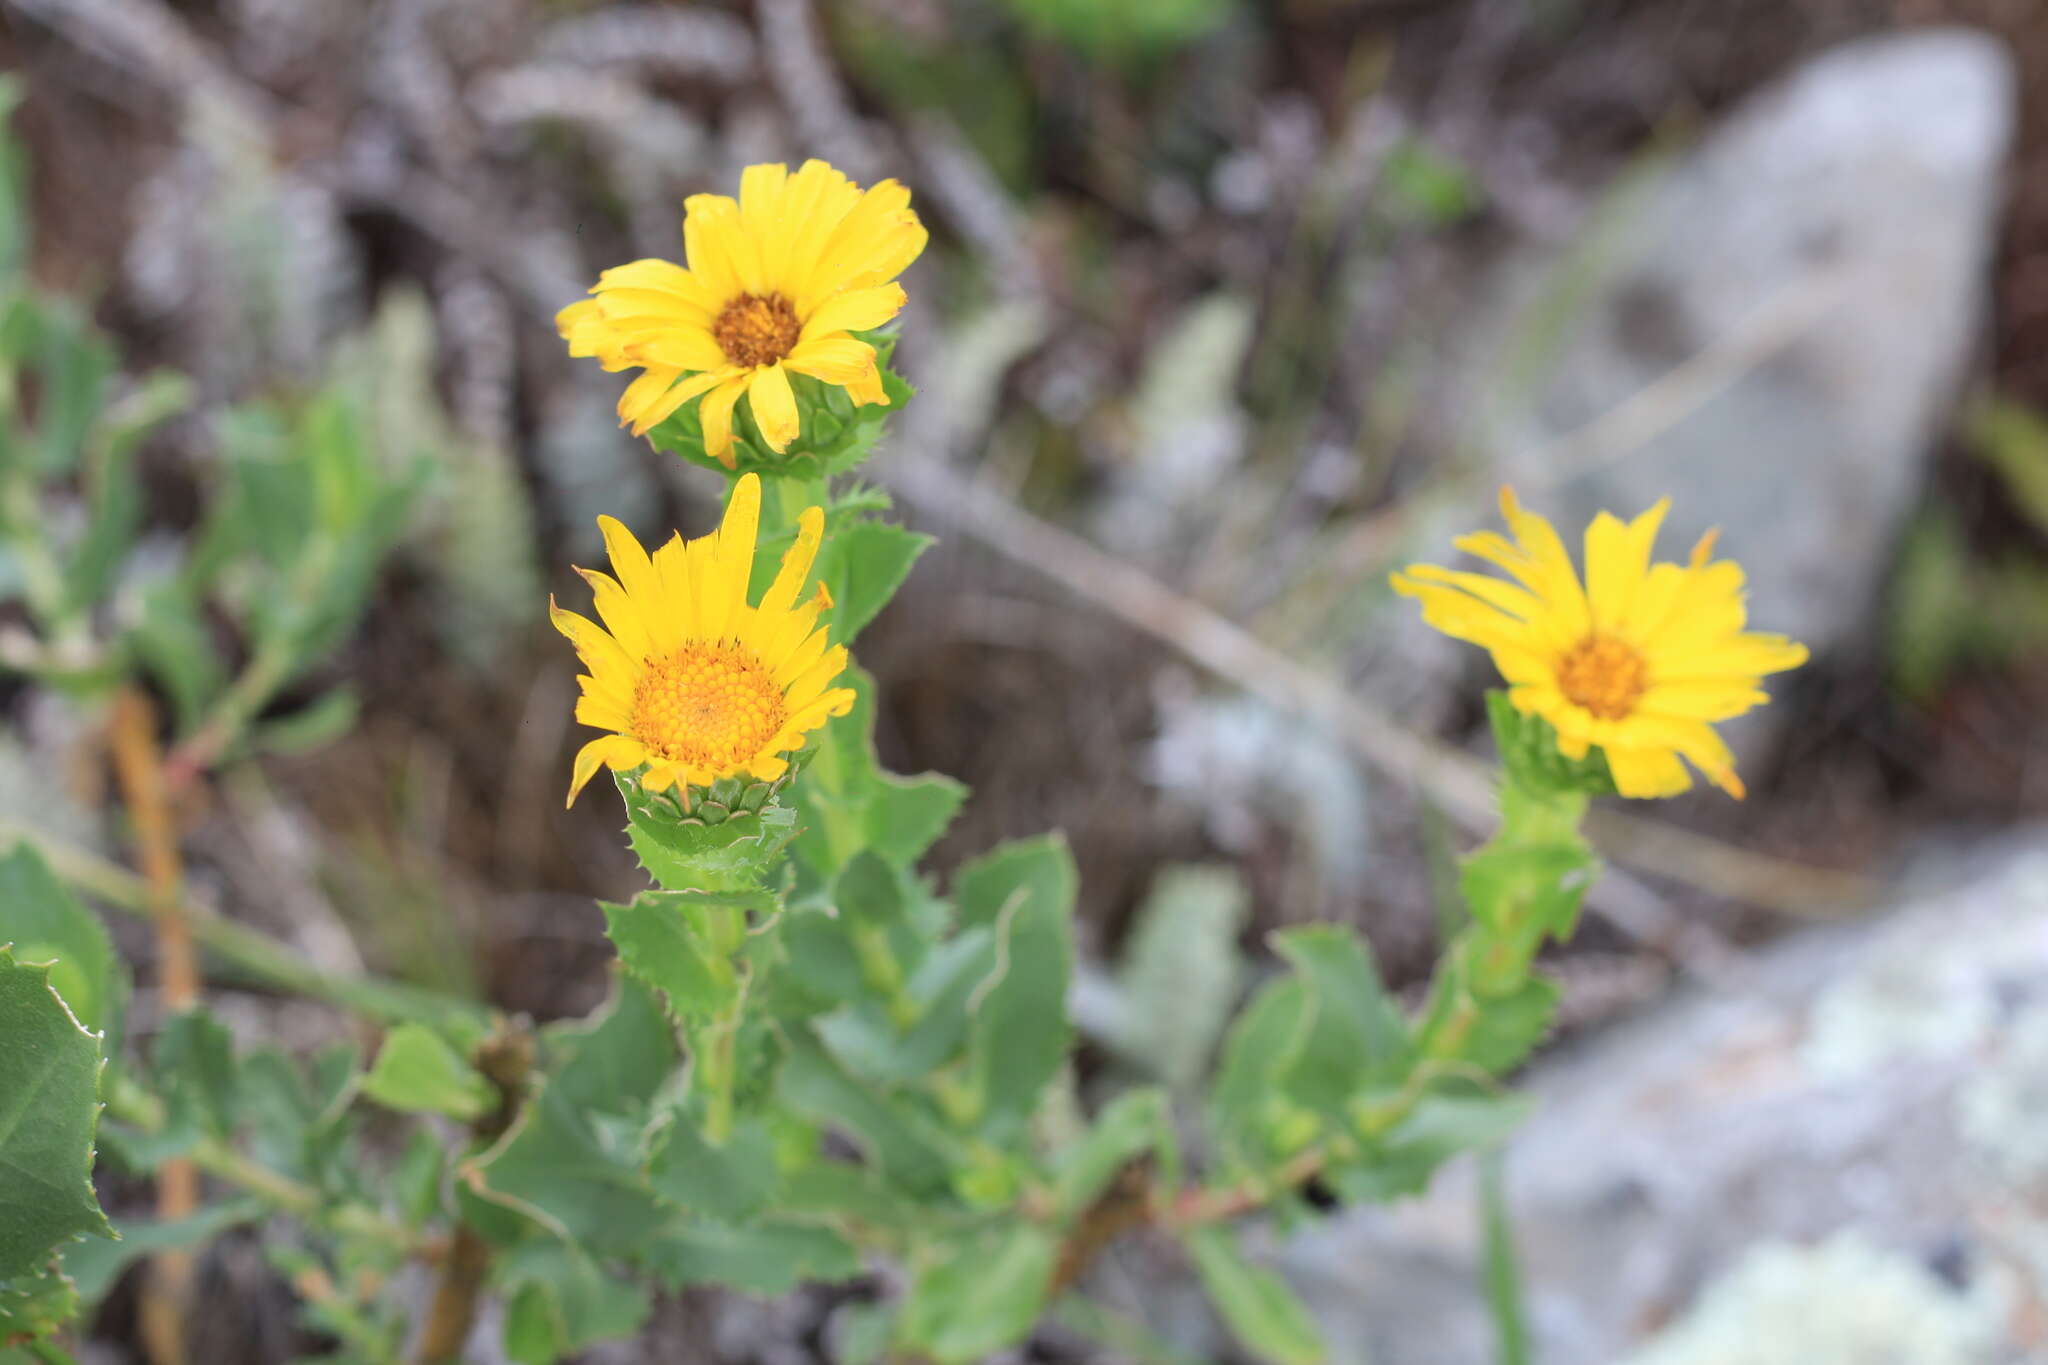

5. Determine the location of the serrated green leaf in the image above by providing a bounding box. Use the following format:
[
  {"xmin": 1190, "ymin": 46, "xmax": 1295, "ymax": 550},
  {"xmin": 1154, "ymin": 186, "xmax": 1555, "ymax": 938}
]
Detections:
[
  {"xmin": 0, "ymin": 842, "xmax": 122, "ymax": 1041},
  {"xmin": 640, "ymin": 1218, "xmax": 860, "ymax": 1296},
  {"xmin": 1333, "ymin": 1089, "xmax": 1534, "ymax": 1203},
  {"xmin": 247, "ymin": 688, "xmax": 359, "ymax": 758},
  {"xmin": 814, "ymin": 928, "xmax": 994, "ymax": 1083},
  {"xmin": 65, "ymin": 370, "xmax": 190, "ymax": 617},
  {"xmin": 1209, "ymin": 978, "xmax": 1314, "ymax": 1165},
  {"xmin": 776, "ymin": 1031, "xmax": 952, "ymax": 1197},
  {"xmin": 1272, "ymin": 926, "xmax": 1409, "ymax": 1115},
  {"xmin": 362, "ymin": 1024, "xmax": 493, "ymax": 1121},
  {"xmin": 1114, "ymin": 864, "xmax": 1246, "ymax": 1090},
  {"xmin": 779, "ymin": 906, "xmax": 871, "ymax": 1010},
  {"xmin": 791, "ymin": 667, "xmax": 964, "ymax": 876},
  {"xmin": 392, "ymin": 1130, "xmax": 444, "ymax": 1229},
  {"xmin": 0, "ymin": 1256, "xmax": 78, "ymax": 1344},
  {"xmin": 1185, "ymin": 1226, "xmax": 1325, "ymax": 1365},
  {"xmin": 496, "ymin": 1240, "xmax": 650, "ymax": 1363},
  {"xmin": 503, "ymin": 1280, "xmax": 560, "ymax": 1365},
  {"xmin": 1417, "ymin": 940, "xmax": 1559, "ymax": 1076},
  {"xmin": 1459, "ymin": 839, "xmax": 1596, "ymax": 950},
  {"xmin": 809, "ymin": 518, "xmax": 930, "ymax": 643},
  {"xmin": 542, "ymin": 973, "xmax": 676, "ymax": 1116},
  {"xmin": 153, "ymin": 1008, "xmax": 238, "ymax": 1144},
  {"xmin": 834, "ymin": 850, "xmax": 905, "ymax": 928},
  {"xmin": 1052, "ymin": 1087, "xmax": 1167, "ymax": 1219},
  {"xmin": 235, "ymin": 1044, "xmax": 358, "ymax": 1184},
  {"xmin": 650, "ymin": 1114, "xmax": 779, "ymax": 1222},
  {"xmin": 899, "ymin": 1225, "xmax": 1057, "ymax": 1363},
  {"xmin": 132, "ymin": 583, "xmax": 227, "ymax": 734},
  {"xmin": 59, "ymin": 1199, "xmax": 261, "ymax": 1305},
  {"xmin": 468, "ymin": 1080, "xmax": 667, "ymax": 1253},
  {"xmin": 954, "ymin": 832, "xmax": 1078, "ymax": 932},
  {"xmin": 601, "ymin": 892, "xmax": 743, "ymax": 1021},
  {"xmin": 962, "ymin": 836, "xmax": 1075, "ymax": 1139},
  {"xmin": 0, "ymin": 946, "xmax": 111, "ymax": 1280}
]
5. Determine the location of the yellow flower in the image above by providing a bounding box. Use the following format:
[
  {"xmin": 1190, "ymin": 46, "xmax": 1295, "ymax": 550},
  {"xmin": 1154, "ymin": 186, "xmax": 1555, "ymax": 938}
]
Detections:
[
  {"xmin": 557, "ymin": 159, "xmax": 927, "ymax": 465},
  {"xmin": 553, "ymin": 473, "xmax": 856, "ymax": 805},
  {"xmin": 1392, "ymin": 488, "xmax": 1808, "ymax": 799}
]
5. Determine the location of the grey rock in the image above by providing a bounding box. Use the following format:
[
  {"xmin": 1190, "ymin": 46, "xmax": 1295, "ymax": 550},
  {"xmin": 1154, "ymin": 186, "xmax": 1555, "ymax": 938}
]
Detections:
[
  {"xmin": 1271, "ymin": 835, "xmax": 2048, "ymax": 1365},
  {"xmin": 1455, "ymin": 29, "xmax": 2014, "ymax": 717}
]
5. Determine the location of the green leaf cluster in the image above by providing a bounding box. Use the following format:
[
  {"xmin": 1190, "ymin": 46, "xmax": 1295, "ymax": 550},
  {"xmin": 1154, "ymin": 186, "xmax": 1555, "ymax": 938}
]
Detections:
[{"xmin": 0, "ymin": 84, "xmax": 1637, "ymax": 1361}]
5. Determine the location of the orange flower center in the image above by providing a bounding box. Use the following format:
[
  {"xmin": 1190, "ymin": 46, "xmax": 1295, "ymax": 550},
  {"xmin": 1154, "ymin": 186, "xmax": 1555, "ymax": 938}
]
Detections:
[
  {"xmin": 630, "ymin": 642, "xmax": 789, "ymax": 770},
  {"xmin": 713, "ymin": 292, "xmax": 802, "ymax": 368},
  {"xmin": 1556, "ymin": 634, "xmax": 1647, "ymax": 721}
]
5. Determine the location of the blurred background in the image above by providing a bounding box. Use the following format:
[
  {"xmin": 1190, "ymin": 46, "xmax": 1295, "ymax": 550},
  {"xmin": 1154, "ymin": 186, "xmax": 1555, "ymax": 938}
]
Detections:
[{"xmin": 5, "ymin": 0, "xmax": 2048, "ymax": 1360}]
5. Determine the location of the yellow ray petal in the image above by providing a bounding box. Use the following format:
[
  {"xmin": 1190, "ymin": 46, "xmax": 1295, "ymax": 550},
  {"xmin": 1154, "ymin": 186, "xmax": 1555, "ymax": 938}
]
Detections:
[
  {"xmin": 625, "ymin": 326, "xmax": 728, "ymax": 373},
  {"xmin": 1389, "ymin": 573, "xmax": 1534, "ymax": 655},
  {"xmin": 760, "ymin": 505, "xmax": 825, "ymax": 622},
  {"xmin": 1398, "ymin": 563, "xmax": 1541, "ymax": 622},
  {"xmin": 1635, "ymin": 681, "xmax": 1771, "ymax": 721},
  {"xmin": 549, "ymin": 597, "xmax": 637, "ymax": 678},
  {"xmin": 1584, "ymin": 497, "xmax": 1668, "ymax": 635},
  {"xmin": 1603, "ymin": 745, "xmax": 1693, "ymax": 799},
  {"xmin": 701, "ymin": 474, "xmax": 761, "ymax": 640},
  {"xmin": 799, "ymin": 284, "xmax": 907, "ymax": 342},
  {"xmin": 573, "ymin": 567, "xmax": 653, "ymax": 663},
  {"xmin": 1497, "ymin": 487, "xmax": 1591, "ymax": 640},
  {"xmin": 595, "ymin": 258, "xmax": 722, "ymax": 313},
  {"xmin": 785, "ymin": 335, "xmax": 881, "ymax": 388},
  {"xmin": 784, "ymin": 643, "xmax": 848, "ymax": 701},
  {"xmin": 598, "ymin": 515, "xmax": 660, "ymax": 607},
  {"xmin": 617, "ymin": 366, "xmax": 684, "ymax": 431},
  {"xmin": 699, "ymin": 375, "xmax": 750, "ymax": 466},
  {"xmin": 748, "ymin": 363, "xmax": 801, "ymax": 452},
  {"xmin": 567, "ymin": 734, "xmax": 645, "ymax": 807}
]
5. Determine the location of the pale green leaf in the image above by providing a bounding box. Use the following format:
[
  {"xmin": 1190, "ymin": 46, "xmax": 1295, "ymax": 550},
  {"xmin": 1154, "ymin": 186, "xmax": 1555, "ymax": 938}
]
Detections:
[
  {"xmin": 649, "ymin": 1114, "xmax": 779, "ymax": 1222},
  {"xmin": 963, "ymin": 839, "xmax": 1075, "ymax": 1139},
  {"xmin": 362, "ymin": 1024, "xmax": 492, "ymax": 1121},
  {"xmin": 1185, "ymin": 1226, "xmax": 1325, "ymax": 1365},
  {"xmin": 0, "ymin": 843, "xmax": 122, "ymax": 1041},
  {"xmin": 0, "ymin": 946, "xmax": 111, "ymax": 1279},
  {"xmin": 1052, "ymin": 1088, "xmax": 1168, "ymax": 1219},
  {"xmin": 600, "ymin": 892, "xmax": 743, "ymax": 1021},
  {"xmin": 640, "ymin": 1218, "xmax": 859, "ymax": 1296},
  {"xmin": 899, "ymin": 1225, "xmax": 1058, "ymax": 1363}
]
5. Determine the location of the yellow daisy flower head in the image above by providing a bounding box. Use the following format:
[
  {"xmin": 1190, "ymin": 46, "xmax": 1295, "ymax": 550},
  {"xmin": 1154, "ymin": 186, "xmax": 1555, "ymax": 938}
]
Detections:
[
  {"xmin": 557, "ymin": 159, "xmax": 927, "ymax": 466},
  {"xmin": 1391, "ymin": 488, "xmax": 1809, "ymax": 800},
  {"xmin": 553, "ymin": 473, "xmax": 857, "ymax": 806}
]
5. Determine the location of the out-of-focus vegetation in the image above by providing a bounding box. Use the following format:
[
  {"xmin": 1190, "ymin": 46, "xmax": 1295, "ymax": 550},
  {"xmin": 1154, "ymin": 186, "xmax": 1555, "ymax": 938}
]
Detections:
[{"xmin": 3, "ymin": 0, "xmax": 2048, "ymax": 1359}]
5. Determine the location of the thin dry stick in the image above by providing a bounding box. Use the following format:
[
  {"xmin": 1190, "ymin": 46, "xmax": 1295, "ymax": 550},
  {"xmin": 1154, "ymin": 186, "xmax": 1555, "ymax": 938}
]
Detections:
[
  {"xmin": 108, "ymin": 687, "xmax": 200, "ymax": 1365},
  {"xmin": 879, "ymin": 458, "xmax": 1874, "ymax": 926}
]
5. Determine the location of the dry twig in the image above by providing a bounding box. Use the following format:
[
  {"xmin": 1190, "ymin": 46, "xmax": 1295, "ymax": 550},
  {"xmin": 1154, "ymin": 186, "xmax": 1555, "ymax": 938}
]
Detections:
[{"xmin": 108, "ymin": 687, "xmax": 200, "ymax": 1365}]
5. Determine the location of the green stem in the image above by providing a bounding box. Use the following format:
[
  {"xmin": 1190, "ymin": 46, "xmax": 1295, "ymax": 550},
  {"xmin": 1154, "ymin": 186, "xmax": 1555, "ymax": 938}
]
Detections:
[
  {"xmin": 693, "ymin": 909, "xmax": 750, "ymax": 1144},
  {"xmin": 164, "ymin": 634, "xmax": 298, "ymax": 781},
  {"xmin": 851, "ymin": 923, "xmax": 918, "ymax": 1030},
  {"xmin": 0, "ymin": 453, "xmax": 85, "ymax": 649},
  {"xmin": 0, "ymin": 819, "xmax": 485, "ymax": 1027},
  {"xmin": 104, "ymin": 1075, "xmax": 417, "ymax": 1251}
]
